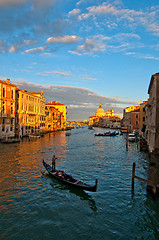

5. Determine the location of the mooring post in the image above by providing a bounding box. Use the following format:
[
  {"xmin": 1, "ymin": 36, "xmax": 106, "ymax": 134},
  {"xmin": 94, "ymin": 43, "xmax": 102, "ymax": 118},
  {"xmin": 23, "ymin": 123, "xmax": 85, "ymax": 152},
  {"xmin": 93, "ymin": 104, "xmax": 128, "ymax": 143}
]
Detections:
[
  {"xmin": 126, "ymin": 132, "xmax": 128, "ymax": 151},
  {"xmin": 132, "ymin": 162, "xmax": 136, "ymax": 191}
]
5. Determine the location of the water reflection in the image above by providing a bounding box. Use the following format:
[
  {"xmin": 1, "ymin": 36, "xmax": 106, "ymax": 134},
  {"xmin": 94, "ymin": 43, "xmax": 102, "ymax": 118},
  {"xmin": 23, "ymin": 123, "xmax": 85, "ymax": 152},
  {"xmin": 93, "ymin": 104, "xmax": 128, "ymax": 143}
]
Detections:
[
  {"xmin": 0, "ymin": 128, "xmax": 159, "ymax": 240},
  {"xmin": 43, "ymin": 172, "xmax": 97, "ymax": 212}
]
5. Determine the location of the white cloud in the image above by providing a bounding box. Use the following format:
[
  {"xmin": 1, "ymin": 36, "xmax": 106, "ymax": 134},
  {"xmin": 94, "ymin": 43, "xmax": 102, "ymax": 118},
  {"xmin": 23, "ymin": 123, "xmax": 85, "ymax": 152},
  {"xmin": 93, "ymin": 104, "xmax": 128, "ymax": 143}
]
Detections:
[
  {"xmin": 53, "ymin": 71, "xmax": 70, "ymax": 76},
  {"xmin": 46, "ymin": 35, "xmax": 82, "ymax": 44},
  {"xmin": 69, "ymin": 38, "xmax": 106, "ymax": 55},
  {"xmin": 68, "ymin": 8, "xmax": 81, "ymax": 17},
  {"xmin": 9, "ymin": 46, "xmax": 18, "ymax": 53},
  {"xmin": 82, "ymin": 77, "xmax": 97, "ymax": 81},
  {"xmin": 24, "ymin": 46, "xmax": 47, "ymax": 54}
]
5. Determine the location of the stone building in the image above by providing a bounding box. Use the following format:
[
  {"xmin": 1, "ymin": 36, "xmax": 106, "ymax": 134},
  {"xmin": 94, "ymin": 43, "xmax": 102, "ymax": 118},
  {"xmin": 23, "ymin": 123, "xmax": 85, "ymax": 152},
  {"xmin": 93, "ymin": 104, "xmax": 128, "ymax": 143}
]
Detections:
[
  {"xmin": 123, "ymin": 105, "xmax": 140, "ymax": 130},
  {"xmin": 145, "ymin": 73, "xmax": 159, "ymax": 154},
  {"xmin": 139, "ymin": 101, "xmax": 147, "ymax": 138}
]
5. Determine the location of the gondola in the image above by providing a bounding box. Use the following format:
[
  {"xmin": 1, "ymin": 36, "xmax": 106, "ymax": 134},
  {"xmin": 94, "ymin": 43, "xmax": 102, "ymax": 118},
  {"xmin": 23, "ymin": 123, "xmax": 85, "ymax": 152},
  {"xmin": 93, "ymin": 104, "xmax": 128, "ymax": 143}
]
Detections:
[{"xmin": 42, "ymin": 159, "xmax": 97, "ymax": 192}]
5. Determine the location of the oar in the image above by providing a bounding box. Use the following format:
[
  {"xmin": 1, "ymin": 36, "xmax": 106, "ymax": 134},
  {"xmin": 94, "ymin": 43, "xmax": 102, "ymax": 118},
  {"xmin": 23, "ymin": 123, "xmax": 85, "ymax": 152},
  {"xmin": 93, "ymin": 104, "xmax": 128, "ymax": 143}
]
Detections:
[{"xmin": 41, "ymin": 169, "xmax": 46, "ymax": 175}]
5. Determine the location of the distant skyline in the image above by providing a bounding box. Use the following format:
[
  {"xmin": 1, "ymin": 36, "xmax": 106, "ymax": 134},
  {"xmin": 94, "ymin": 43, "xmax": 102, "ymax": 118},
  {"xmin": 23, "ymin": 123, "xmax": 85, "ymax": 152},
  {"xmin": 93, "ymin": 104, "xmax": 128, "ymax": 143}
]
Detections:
[{"xmin": 0, "ymin": 0, "xmax": 158, "ymax": 120}]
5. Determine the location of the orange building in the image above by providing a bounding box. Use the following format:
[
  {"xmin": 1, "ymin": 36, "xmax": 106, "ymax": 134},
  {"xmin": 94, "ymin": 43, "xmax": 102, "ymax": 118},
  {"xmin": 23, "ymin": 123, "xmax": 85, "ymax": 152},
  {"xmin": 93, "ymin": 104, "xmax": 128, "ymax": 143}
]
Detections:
[{"xmin": 0, "ymin": 79, "xmax": 16, "ymax": 139}]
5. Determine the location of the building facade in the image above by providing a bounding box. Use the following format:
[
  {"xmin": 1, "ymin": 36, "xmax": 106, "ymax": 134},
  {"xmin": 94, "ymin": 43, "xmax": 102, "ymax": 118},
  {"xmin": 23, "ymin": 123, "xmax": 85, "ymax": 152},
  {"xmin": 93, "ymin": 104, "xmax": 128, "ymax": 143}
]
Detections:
[
  {"xmin": 145, "ymin": 73, "xmax": 159, "ymax": 154},
  {"xmin": 45, "ymin": 101, "xmax": 67, "ymax": 130},
  {"xmin": 139, "ymin": 101, "xmax": 147, "ymax": 138},
  {"xmin": 0, "ymin": 79, "xmax": 16, "ymax": 139},
  {"xmin": 15, "ymin": 89, "xmax": 45, "ymax": 137},
  {"xmin": 123, "ymin": 105, "xmax": 140, "ymax": 130}
]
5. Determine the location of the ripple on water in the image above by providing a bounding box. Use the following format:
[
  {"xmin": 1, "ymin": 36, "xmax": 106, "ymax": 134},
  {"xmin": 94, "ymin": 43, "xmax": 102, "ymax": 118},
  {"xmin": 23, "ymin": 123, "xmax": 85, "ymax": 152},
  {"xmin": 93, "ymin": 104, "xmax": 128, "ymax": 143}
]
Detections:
[{"xmin": 0, "ymin": 128, "xmax": 159, "ymax": 240}]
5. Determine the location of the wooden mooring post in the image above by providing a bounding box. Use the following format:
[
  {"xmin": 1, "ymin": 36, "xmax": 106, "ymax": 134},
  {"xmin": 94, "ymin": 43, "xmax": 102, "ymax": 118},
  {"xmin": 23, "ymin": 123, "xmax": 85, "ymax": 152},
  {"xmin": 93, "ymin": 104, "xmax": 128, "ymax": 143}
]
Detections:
[{"xmin": 132, "ymin": 162, "xmax": 157, "ymax": 195}]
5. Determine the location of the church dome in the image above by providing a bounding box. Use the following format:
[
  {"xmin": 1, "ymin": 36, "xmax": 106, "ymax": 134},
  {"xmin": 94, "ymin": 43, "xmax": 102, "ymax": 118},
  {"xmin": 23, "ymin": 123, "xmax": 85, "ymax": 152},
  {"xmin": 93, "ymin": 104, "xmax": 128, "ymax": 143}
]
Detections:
[{"xmin": 96, "ymin": 104, "xmax": 105, "ymax": 117}]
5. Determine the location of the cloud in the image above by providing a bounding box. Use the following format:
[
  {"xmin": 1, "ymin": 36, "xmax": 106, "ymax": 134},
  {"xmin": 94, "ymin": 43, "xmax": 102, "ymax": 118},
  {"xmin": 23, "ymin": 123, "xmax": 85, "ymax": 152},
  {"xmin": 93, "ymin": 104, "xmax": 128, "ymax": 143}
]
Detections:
[
  {"xmin": 69, "ymin": 38, "xmax": 106, "ymax": 55},
  {"xmin": 24, "ymin": 46, "xmax": 47, "ymax": 54},
  {"xmin": 68, "ymin": 8, "xmax": 81, "ymax": 17},
  {"xmin": 0, "ymin": 0, "xmax": 56, "ymax": 8},
  {"xmin": 36, "ymin": 70, "xmax": 71, "ymax": 77},
  {"xmin": 53, "ymin": 71, "xmax": 70, "ymax": 76},
  {"xmin": 14, "ymin": 80, "xmax": 138, "ymax": 121},
  {"xmin": 82, "ymin": 77, "xmax": 97, "ymax": 81},
  {"xmin": 46, "ymin": 35, "xmax": 82, "ymax": 44},
  {"xmin": 0, "ymin": 0, "xmax": 27, "ymax": 7}
]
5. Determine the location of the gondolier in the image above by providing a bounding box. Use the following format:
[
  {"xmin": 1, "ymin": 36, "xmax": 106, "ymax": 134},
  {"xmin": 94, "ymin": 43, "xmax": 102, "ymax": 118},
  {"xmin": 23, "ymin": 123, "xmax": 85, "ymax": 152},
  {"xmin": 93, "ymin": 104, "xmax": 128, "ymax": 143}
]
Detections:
[
  {"xmin": 52, "ymin": 155, "xmax": 57, "ymax": 171},
  {"xmin": 43, "ymin": 159, "xmax": 97, "ymax": 192}
]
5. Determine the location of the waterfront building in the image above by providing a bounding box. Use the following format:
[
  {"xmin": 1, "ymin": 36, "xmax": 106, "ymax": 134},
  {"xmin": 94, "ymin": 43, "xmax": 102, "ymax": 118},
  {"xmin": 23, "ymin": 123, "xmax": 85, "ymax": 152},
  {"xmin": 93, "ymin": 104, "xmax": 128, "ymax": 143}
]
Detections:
[
  {"xmin": 89, "ymin": 104, "xmax": 120, "ymax": 128},
  {"xmin": 123, "ymin": 105, "xmax": 140, "ymax": 130},
  {"xmin": 15, "ymin": 89, "xmax": 45, "ymax": 137},
  {"xmin": 145, "ymin": 73, "xmax": 159, "ymax": 154},
  {"xmin": 0, "ymin": 79, "xmax": 16, "ymax": 139},
  {"xmin": 45, "ymin": 106, "xmax": 61, "ymax": 131},
  {"xmin": 102, "ymin": 116, "xmax": 121, "ymax": 128},
  {"xmin": 45, "ymin": 101, "xmax": 67, "ymax": 130},
  {"xmin": 139, "ymin": 101, "xmax": 148, "ymax": 138}
]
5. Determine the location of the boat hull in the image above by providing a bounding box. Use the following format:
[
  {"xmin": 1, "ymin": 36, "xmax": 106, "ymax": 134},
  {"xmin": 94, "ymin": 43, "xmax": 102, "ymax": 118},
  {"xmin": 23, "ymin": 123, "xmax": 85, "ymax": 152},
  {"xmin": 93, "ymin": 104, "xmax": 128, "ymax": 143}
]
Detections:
[{"xmin": 43, "ymin": 160, "xmax": 97, "ymax": 192}]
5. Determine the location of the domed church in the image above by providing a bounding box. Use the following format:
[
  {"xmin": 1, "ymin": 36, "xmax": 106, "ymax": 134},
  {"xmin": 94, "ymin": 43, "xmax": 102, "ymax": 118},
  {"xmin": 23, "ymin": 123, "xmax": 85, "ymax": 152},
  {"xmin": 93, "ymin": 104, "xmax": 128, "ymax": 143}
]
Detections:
[{"xmin": 96, "ymin": 104, "xmax": 105, "ymax": 117}]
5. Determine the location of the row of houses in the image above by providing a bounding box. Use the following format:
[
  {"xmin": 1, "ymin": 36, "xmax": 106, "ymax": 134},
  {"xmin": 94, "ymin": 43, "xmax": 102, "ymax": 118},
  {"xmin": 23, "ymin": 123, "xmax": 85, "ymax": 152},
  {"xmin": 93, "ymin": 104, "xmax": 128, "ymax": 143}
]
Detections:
[
  {"xmin": 122, "ymin": 73, "xmax": 159, "ymax": 155},
  {"xmin": 0, "ymin": 79, "xmax": 67, "ymax": 139}
]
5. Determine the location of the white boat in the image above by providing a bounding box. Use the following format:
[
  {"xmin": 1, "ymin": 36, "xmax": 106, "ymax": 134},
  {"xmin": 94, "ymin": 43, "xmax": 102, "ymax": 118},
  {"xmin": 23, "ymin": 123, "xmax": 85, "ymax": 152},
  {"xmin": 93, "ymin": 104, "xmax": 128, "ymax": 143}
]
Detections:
[{"xmin": 128, "ymin": 133, "xmax": 136, "ymax": 142}]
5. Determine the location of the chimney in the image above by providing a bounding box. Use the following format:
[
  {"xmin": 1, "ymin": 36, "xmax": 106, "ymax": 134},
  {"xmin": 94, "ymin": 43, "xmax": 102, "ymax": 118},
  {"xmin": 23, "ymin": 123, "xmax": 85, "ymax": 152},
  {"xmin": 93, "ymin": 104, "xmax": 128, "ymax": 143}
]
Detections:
[{"xmin": 6, "ymin": 78, "xmax": 10, "ymax": 84}]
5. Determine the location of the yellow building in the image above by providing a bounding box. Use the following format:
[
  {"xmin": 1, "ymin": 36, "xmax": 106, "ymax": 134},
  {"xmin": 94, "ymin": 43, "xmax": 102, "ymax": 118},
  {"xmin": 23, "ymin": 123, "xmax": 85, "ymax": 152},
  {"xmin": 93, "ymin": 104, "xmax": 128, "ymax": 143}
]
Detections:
[
  {"xmin": 0, "ymin": 79, "xmax": 16, "ymax": 139},
  {"xmin": 15, "ymin": 89, "xmax": 45, "ymax": 136},
  {"xmin": 45, "ymin": 101, "xmax": 67, "ymax": 130},
  {"xmin": 45, "ymin": 106, "xmax": 61, "ymax": 131}
]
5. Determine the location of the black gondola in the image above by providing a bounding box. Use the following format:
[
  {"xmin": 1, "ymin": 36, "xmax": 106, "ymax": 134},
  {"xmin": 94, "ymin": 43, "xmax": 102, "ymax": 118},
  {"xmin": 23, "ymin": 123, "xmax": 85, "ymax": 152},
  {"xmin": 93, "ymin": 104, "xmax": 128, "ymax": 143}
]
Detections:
[{"xmin": 42, "ymin": 159, "xmax": 97, "ymax": 192}]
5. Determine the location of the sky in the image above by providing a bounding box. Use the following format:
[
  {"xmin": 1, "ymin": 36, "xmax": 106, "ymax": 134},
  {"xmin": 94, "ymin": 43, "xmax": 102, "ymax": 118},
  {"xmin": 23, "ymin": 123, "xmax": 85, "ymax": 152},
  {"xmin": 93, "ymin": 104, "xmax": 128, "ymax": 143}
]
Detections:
[{"xmin": 0, "ymin": 0, "xmax": 159, "ymax": 121}]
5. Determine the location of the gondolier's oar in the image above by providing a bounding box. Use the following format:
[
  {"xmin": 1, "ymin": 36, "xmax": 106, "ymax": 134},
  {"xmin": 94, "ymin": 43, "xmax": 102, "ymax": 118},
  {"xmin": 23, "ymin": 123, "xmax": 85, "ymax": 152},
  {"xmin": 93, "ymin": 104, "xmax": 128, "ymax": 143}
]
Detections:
[{"xmin": 41, "ymin": 169, "xmax": 46, "ymax": 175}]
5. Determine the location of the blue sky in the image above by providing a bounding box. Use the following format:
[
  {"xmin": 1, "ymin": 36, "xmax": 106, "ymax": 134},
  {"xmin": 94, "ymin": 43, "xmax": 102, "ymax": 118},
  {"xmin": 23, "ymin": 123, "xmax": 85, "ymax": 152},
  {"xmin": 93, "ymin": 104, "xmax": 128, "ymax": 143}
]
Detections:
[{"xmin": 0, "ymin": 0, "xmax": 159, "ymax": 120}]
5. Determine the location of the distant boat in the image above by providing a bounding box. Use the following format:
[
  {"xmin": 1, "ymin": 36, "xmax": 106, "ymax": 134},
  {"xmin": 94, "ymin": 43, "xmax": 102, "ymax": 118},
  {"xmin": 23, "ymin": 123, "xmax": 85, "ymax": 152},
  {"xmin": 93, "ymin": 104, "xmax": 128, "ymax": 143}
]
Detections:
[
  {"xmin": 1, "ymin": 138, "xmax": 20, "ymax": 143},
  {"xmin": 30, "ymin": 134, "xmax": 41, "ymax": 138},
  {"xmin": 65, "ymin": 131, "xmax": 71, "ymax": 136},
  {"xmin": 88, "ymin": 126, "xmax": 93, "ymax": 130},
  {"xmin": 94, "ymin": 131, "xmax": 119, "ymax": 137}
]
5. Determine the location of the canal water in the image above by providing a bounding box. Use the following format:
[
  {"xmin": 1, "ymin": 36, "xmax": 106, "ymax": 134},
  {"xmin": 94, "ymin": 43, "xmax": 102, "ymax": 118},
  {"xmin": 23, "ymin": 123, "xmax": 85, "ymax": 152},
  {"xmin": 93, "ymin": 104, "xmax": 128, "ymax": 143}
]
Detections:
[{"xmin": 0, "ymin": 127, "xmax": 159, "ymax": 240}]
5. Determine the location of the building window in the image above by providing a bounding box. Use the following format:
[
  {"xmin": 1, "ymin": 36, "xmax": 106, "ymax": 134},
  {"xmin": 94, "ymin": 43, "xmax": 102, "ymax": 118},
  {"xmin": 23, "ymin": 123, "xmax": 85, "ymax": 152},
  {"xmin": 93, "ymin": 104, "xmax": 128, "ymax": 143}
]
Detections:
[
  {"xmin": 11, "ymin": 90, "xmax": 13, "ymax": 99},
  {"xmin": 143, "ymin": 107, "xmax": 145, "ymax": 112},
  {"xmin": 10, "ymin": 127, "xmax": 13, "ymax": 131},
  {"xmin": 136, "ymin": 121, "xmax": 138, "ymax": 126},
  {"xmin": 11, "ymin": 118, "xmax": 14, "ymax": 124},
  {"xmin": 3, "ymin": 88, "xmax": 5, "ymax": 98},
  {"xmin": 2, "ymin": 127, "xmax": 5, "ymax": 132},
  {"xmin": 136, "ymin": 114, "xmax": 138, "ymax": 118},
  {"xmin": 2, "ymin": 106, "xmax": 5, "ymax": 114},
  {"xmin": 2, "ymin": 118, "xmax": 5, "ymax": 124},
  {"xmin": 11, "ymin": 107, "xmax": 13, "ymax": 114},
  {"xmin": 143, "ymin": 117, "xmax": 145, "ymax": 122}
]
